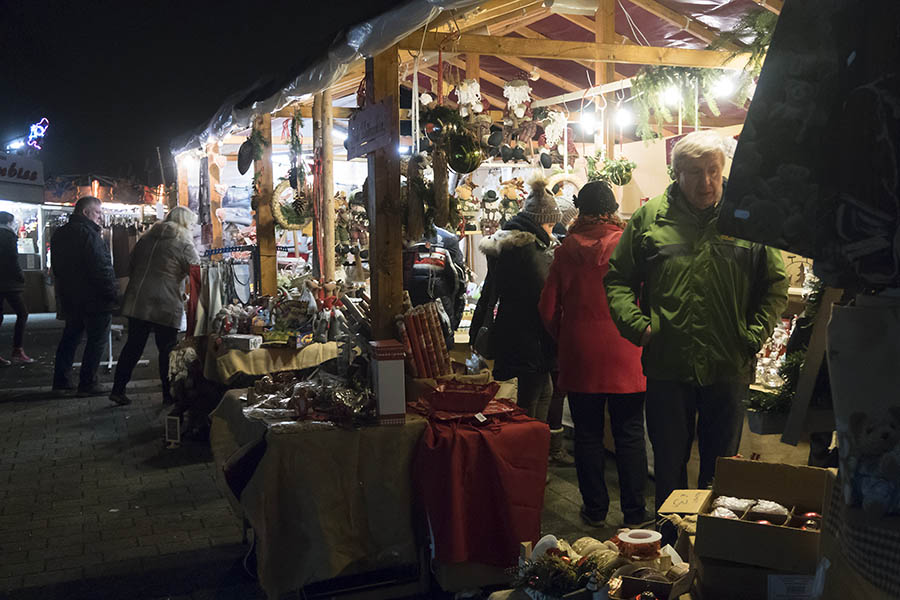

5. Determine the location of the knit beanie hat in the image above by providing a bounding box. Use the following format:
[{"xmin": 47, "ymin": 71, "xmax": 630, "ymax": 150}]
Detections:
[
  {"xmin": 556, "ymin": 197, "xmax": 577, "ymax": 225},
  {"xmin": 574, "ymin": 181, "xmax": 618, "ymax": 215},
  {"xmin": 520, "ymin": 177, "xmax": 560, "ymax": 225}
]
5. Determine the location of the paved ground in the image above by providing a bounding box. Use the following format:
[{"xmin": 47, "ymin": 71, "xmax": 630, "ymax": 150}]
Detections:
[{"xmin": 0, "ymin": 315, "xmax": 641, "ymax": 599}]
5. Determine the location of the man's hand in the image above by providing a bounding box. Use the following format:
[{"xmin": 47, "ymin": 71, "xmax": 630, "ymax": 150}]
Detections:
[{"xmin": 639, "ymin": 325, "xmax": 652, "ymax": 347}]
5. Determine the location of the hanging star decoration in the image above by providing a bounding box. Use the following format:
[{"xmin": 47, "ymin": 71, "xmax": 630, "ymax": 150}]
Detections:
[{"xmin": 27, "ymin": 118, "xmax": 50, "ymax": 150}]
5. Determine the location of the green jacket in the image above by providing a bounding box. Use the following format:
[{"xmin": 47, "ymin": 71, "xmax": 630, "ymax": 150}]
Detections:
[{"xmin": 604, "ymin": 182, "xmax": 788, "ymax": 385}]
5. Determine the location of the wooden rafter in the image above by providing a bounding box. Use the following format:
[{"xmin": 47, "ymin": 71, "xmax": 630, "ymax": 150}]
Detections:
[
  {"xmin": 626, "ymin": 0, "xmax": 741, "ymax": 51},
  {"xmin": 499, "ymin": 56, "xmax": 583, "ymax": 92},
  {"xmin": 399, "ymin": 32, "xmax": 749, "ymax": 69},
  {"xmin": 414, "ymin": 64, "xmax": 507, "ymax": 109},
  {"xmin": 488, "ymin": 8, "xmax": 552, "ymax": 36},
  {"xmin": 749, "ymin": 0, "xmax": 782, "ymax": 15},
  {"xmin": 428, "ymin": 0, "xmax": 540, "ymax": 34}
]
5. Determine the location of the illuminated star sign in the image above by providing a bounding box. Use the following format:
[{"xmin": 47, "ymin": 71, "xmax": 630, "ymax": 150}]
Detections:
[{"xmin": 28, "ymin": 118, "xmax": 50, "ymax": 150}]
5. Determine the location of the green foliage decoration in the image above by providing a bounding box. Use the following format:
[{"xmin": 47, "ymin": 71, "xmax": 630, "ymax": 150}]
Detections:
[
  {"xmin": 631, "ymin": 66, "xmax": 727, "ymax": 141},
  {"xmin": 586, "ymin": 152, "xmax": 637, "ymax": 186},
  {"xmin": 711, "ymin": 8, "xmax": 778, "ymax": 79}
]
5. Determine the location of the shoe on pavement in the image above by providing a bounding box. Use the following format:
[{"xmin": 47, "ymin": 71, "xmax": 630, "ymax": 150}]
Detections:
[
  {"xmin": 0, "ymin": 356, "xmax": 10, "ymax": 367},
  {"xmin": 76, "ymin": 384, "xmax": 102, "ymax": 397},
  {"xmin": 52, "ymin": 382, "xmax": 76, "ymax": 393},
  {"xmin": 109, "ymin": 392, "xmax": 131, "ymax": 406},
  {"xmin": 580, "ymin": 507, "xmax": 606, "ymax": 528},
  {"xmin": 10, "ymin": 348, "xmax": 35, "ymax": 364}
]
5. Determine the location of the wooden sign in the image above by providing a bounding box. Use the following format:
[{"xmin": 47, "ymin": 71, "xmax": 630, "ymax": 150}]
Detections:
[{"xmin": 346, "ymin": 100, "xmax": 392, "ymax": 160}]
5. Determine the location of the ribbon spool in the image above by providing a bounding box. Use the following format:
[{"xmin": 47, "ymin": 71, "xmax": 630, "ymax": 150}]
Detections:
[{"xmin": 617, "ymin": 529, "xmax": 662, "ymax": 559}]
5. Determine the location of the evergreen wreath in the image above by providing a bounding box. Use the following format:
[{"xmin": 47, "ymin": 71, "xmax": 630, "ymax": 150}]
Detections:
[{"xmin": 586, "ymin": 152, "xmax": 637, "ymax": 186}]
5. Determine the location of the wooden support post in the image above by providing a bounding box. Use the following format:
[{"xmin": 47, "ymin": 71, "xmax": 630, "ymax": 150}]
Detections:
[
  {"xmin": 466, "ymin": 53, "xmax": 480, "ymax": 81},
  {"xmin": 367, "ymin": 45, "xmax": 403, "ymax": 340},
  {"xmin": 252, "ymin": 114, "xmax": 277, "ymax": 296},
  {"xmin": 595, "ymin": 0, "xmax": 616, "ymax": 158},
  {"xmin": 176, "ymin": 157, "xmax": 189, "ymax": 207},
  {"xmin": 322, "ymin": 88, "xmax": 336, "ymax": 282},
  {"xmin": 206, "ymin": 143, "xmax": 224, "ymax": 259},
  {"xmin": 312, "ymin": 93, "xmax": 324, "ymax": 279}
]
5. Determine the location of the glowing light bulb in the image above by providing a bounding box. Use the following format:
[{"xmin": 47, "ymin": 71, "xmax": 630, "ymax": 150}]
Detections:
[
  {"xmin": 711, "ymin": 76, "xmax": 736, "ymax": 99},
  {"xmin": 614, "ymin": 108, "xmax": 633, "ymax": 128},
  {"xmin": 661, "ymin": 86, "xmax": 681, "ymax": 107},
  {"xmin": 580, "ymin": 111, "xmax": 596, "ymax": 132}
]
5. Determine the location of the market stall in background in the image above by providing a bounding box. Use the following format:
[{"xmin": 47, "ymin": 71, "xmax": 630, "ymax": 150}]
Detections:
[{"xmin": 163, "ymin": 0, "xmax": 900, "ymax": 598}]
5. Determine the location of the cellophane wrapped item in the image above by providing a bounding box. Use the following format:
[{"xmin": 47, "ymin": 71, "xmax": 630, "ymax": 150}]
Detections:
[
  {"xmin": 710, "ymin": 507, "xmax": 739, "ymax": 519},
  {"xmin": 753, "ymin": 499, "xmax": 789, "ymax": 515},
  {"xmin": 712, "ymin": 496, "xmax": 756, "ymax": 513}
]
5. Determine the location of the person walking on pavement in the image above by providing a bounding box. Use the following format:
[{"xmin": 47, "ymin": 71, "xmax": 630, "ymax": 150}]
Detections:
[
  {"xmin": 110, "ymin": 206, "xmax": 199, "ymax": 406},
  {"xmin": 52, "ymin": 196, "xmax": 118, "ymax": 395},
  {"xmin": 539, "ymin": 181, "xmax": 649, "ymax": 527},
  {"xmin": 605, "ymin": 131, "xmax": 788, "ymax": 514},
  {"xmin": 470, "ymin": 176, "xmax": 559, "ymax": 422},
  {"xmin": 0, "ymin": 211, "xmax": 35, "ymax": 365}
]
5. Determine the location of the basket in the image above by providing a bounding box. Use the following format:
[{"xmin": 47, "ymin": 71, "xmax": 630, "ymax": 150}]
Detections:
[{"xmin": 428, "ymin": 381, "xmax": 500, "ymax": 413}]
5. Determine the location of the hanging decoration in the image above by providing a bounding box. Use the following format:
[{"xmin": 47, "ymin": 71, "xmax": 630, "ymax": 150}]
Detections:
[
  {"xmin": 27, "ymin": 118, "xmax": 50, "ymax": 150},
  {"xmin": 631, "ymin": 66, "xmax": 737, "ymax": 141},
  {"xmin": 456, "ymin": 79, "xmax": 484, "ymax": 118},
  {"xmin": 586, "ymin": 152, "xmax": 637, "ymax": 187},
  {"xmin": 712, "ymin": 8, "xmax": 778, "ymax": 79},
  {"xmin": 503, "ymin": 80, "xmax": 532, "ymax": 119},
  {"xmin": 542, "ymin": 110, "xmax": 569, "ymax": 149}
]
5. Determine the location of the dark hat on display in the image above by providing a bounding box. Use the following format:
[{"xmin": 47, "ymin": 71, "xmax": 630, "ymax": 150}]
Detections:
[
  {"xmin": 521, "ymin": 177, "xmax": 560, "ymax": 225},
  {"xmin": 237, "ymin": 140, "xmax": 254, "ymax": 175},
  {"xmin": 574, "ymin": 181, "xmax": 618, "ymax": 215}
]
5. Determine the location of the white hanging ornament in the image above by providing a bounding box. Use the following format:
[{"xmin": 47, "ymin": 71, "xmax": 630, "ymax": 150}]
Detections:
[
  {"xmin": 503, "ymin": 79, "xmax": 532, "ymax": 119},
  {"xmin": 419, "ymin": 92, "xmax": 434, "ymax": 106},
  {"xmin": 543, "ymin": 110, "xmax": 568, "ymax": 148}
]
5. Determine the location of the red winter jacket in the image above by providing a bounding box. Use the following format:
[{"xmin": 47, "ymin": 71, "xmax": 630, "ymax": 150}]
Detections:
[{"xmin": 539, "ymin": 219, "xmax": 646, "ymax": 394}]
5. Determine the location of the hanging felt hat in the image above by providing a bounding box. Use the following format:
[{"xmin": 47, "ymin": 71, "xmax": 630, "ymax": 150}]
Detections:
[
  {"xmin": 237, "ymin": 140, "xmax": 254, "ymax": 175},
  {"xmin": 521, "ymin": 176, "xmax": 560, "ymax": 225}
]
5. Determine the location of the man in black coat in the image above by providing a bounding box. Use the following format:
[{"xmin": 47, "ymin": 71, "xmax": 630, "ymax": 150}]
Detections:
[
  {"xmin": 52, "ymin": 196, "xmax": 118, "ymax": 395},
  {"xmin": 0, "ymin": 211, "xmax": 34, "ymax": 365}
]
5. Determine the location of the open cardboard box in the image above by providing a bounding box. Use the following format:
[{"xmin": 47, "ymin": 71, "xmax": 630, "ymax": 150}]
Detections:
[{"xmin": 659, "ymin": 458, "xmax": 835, "ymax": 574}]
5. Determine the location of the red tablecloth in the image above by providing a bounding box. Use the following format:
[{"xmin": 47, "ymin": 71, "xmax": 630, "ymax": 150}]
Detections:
[{"xmin": 413, "ymin": 410, "xmax": 550, "ymax": 567}]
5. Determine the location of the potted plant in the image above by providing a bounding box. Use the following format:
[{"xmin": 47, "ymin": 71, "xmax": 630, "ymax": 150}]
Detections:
[{"xmin": 745, "ymin": 388, "xmax": 791, "ymax": 435}]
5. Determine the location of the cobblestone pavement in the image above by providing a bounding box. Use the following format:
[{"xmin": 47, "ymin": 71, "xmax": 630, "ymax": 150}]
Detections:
[{"xmin": 0, "ymin": 388, "xmax": 264, "ymax": 600}]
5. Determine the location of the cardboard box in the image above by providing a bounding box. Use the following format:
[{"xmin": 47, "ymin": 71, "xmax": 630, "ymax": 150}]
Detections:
[
  {"xmin": 220, "ymin": 333, "xmax": 262, "ymax": 351},
  {"xmin": 660, "ymin": 458, "xmax": 834, "ymax": 574},
  {"xmin": 691, "ymin": 551, "xmax": 817, "ymax": 600}
]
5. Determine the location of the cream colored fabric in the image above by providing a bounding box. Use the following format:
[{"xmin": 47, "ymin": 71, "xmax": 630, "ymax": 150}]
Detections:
[
  {"xmin": 210, "ymin": 389, "xmax": 426, "ymax": 598},
  {"xmin": 203, "ymin": 340, "xmax": 347, "ymax": 383}
]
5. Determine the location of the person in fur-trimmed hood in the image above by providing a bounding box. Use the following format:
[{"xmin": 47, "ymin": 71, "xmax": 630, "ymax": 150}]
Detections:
[{"xmin": 470, "ymin": 176, "xmax": 559, "ymax": 422}]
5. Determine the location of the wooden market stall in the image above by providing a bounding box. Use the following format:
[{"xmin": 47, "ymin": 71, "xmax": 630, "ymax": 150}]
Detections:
[{"xmin": 168, "ymin": 1, "xmax": 844, "ymax": 598}]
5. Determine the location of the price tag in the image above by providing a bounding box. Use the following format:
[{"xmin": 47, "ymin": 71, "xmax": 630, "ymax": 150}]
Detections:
[{"xmin": 474, "ymin": 412, "xmax": 487, "ymax": 423}]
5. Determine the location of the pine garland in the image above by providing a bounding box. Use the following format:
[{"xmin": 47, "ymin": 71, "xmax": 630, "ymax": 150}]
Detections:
[
  {"xmin": 711, "ymin": 8, "xmax": 778, "ymax": 79},
  {"xmin": 632, "ymin": 66, "xmax": 727, "ymax": 141}
]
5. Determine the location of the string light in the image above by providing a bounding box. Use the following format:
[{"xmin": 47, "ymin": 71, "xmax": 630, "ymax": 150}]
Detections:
[
  {"xmin": 27, "ymin": 117, "xmax": 50, "ymax": 150},
  {"xmin": 661, "ymin": 87, "xmax": 681, "ymax": 107},
  {"xmin": 711, "ymin": 76, "xmax": 736, "ymax": 99},
  {"xmin": 614, "ymin": 108, "xmax": 633, "ymax": 128},
  {"xmin": 580, "ymin": 111, "xmax": 596, "ymax": 132}
]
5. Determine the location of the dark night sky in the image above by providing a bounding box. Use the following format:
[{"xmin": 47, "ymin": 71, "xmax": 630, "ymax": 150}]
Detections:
[{"xmin": 1, "ymin": 0, "xmax": 403, "ymax": 183}]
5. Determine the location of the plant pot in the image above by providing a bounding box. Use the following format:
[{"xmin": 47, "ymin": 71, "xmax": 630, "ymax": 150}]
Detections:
[
  {"xmin": 746, "ymin": 409, "xmax": 789, "ymax": 435},
  {"xmin": 609, "ymin": 171, "xmax": 633, "ymax": 186}
]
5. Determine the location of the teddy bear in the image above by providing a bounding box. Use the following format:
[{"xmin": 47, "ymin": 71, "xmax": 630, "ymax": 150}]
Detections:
[{"xmin": 846, "ymin": 407, "xmax": 900, "ymax": 516}]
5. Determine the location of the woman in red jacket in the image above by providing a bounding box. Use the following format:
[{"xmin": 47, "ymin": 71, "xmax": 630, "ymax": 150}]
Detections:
[{"xmin": 538, "ymin": 181, "xmax": 649, "ymax": 528}]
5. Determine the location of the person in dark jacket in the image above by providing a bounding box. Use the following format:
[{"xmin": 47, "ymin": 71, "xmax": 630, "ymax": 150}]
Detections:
[
  {"xmin": 403, "ymin": 226, "xmax": 465, "ymax": 343},
  {"xmin": 0, "ymin": 211, "xmax": 34, "ymax": 365},
  {"xmin": 470, "ymin": 177, "xmax": 559, "ymax": 421},
  {"xmin": 605, "ymin": 131, "xmax": 788, "ymax": 513},
  {"xmin": 52, "ymin": 196, "xmax": 119, "ymax": 395},
  {"xmin": 539, "ymin": 182, "xmax": 649, "ymax": 527}
]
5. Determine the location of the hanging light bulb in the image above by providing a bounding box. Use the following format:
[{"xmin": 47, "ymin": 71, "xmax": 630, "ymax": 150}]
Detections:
[
  {"xmin": 614, "ymin": 108, "xmax": 633, "ymax": 128},
  {"xmin": 711, "ymin": 76, "xmax": 736, "ymax": 99},
  {"xmin": 661, "ymin": 86, "xmax": 681, "ymax": 107},
  {"xmin": 580, "ymin": 111, "xmax": 596, "ymax": 132}
]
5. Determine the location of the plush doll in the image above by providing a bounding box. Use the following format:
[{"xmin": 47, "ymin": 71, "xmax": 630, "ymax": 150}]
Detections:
[
  {"xmin": 480, "ymin": 190, "xmax": 502, "ymax": 236},
  {"xmin": 847, "ymin": 408, "xmax": 900, "ymax": 516}
]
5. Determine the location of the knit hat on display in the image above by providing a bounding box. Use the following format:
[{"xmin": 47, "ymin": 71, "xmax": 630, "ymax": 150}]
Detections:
[
  {"xmin": 521, "ymin": 176, "xmax": 560, "ymax": 225},
  {"xmin": 574, "ymin": 181, "xmax": 618, "ymax": 215},
  {"xmin": 556, "ymin": 197, "xmax": 577, "ymax": 225}
]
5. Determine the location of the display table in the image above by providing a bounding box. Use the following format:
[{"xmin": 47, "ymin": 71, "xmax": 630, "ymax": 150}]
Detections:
[
  {"xmin": 203, "ymin": 339, "xmax": 346, "ymax": 383},
  {"xmin": 210, "ymin": 389, "xmax": 427, "ymax": 598},
  {"xmin": 413, "ymin": 407, "xmax": 550, "ymax": 568}
]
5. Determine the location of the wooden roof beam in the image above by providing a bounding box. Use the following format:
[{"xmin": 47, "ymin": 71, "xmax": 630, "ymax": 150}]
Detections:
[
  {"xmin": 488, "ymin": 8, "xmax": 553, "ymax": 36},
  {"xmin": 499, "ymin": 56, "xmax": 583, "ymax": 92},
  {"xmin": 427, "ymin": 0, "xmax": 541, "ymax": 34},
  {"xmin": 626, "ymin": 0, "xmax": 741, "ymax": 51},
  {"xmin": 749, "ymin": 0, "xmax": 781, "ymax": 15},
  {"xmin": 399, "ymin": 32, "xmax": 749, "ymax": 69}
]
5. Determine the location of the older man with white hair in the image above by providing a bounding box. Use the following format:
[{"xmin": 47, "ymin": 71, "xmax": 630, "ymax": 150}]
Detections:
[{"xmin": 605, "ymin": 130, "xmax": 788, "ymax": 513}]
